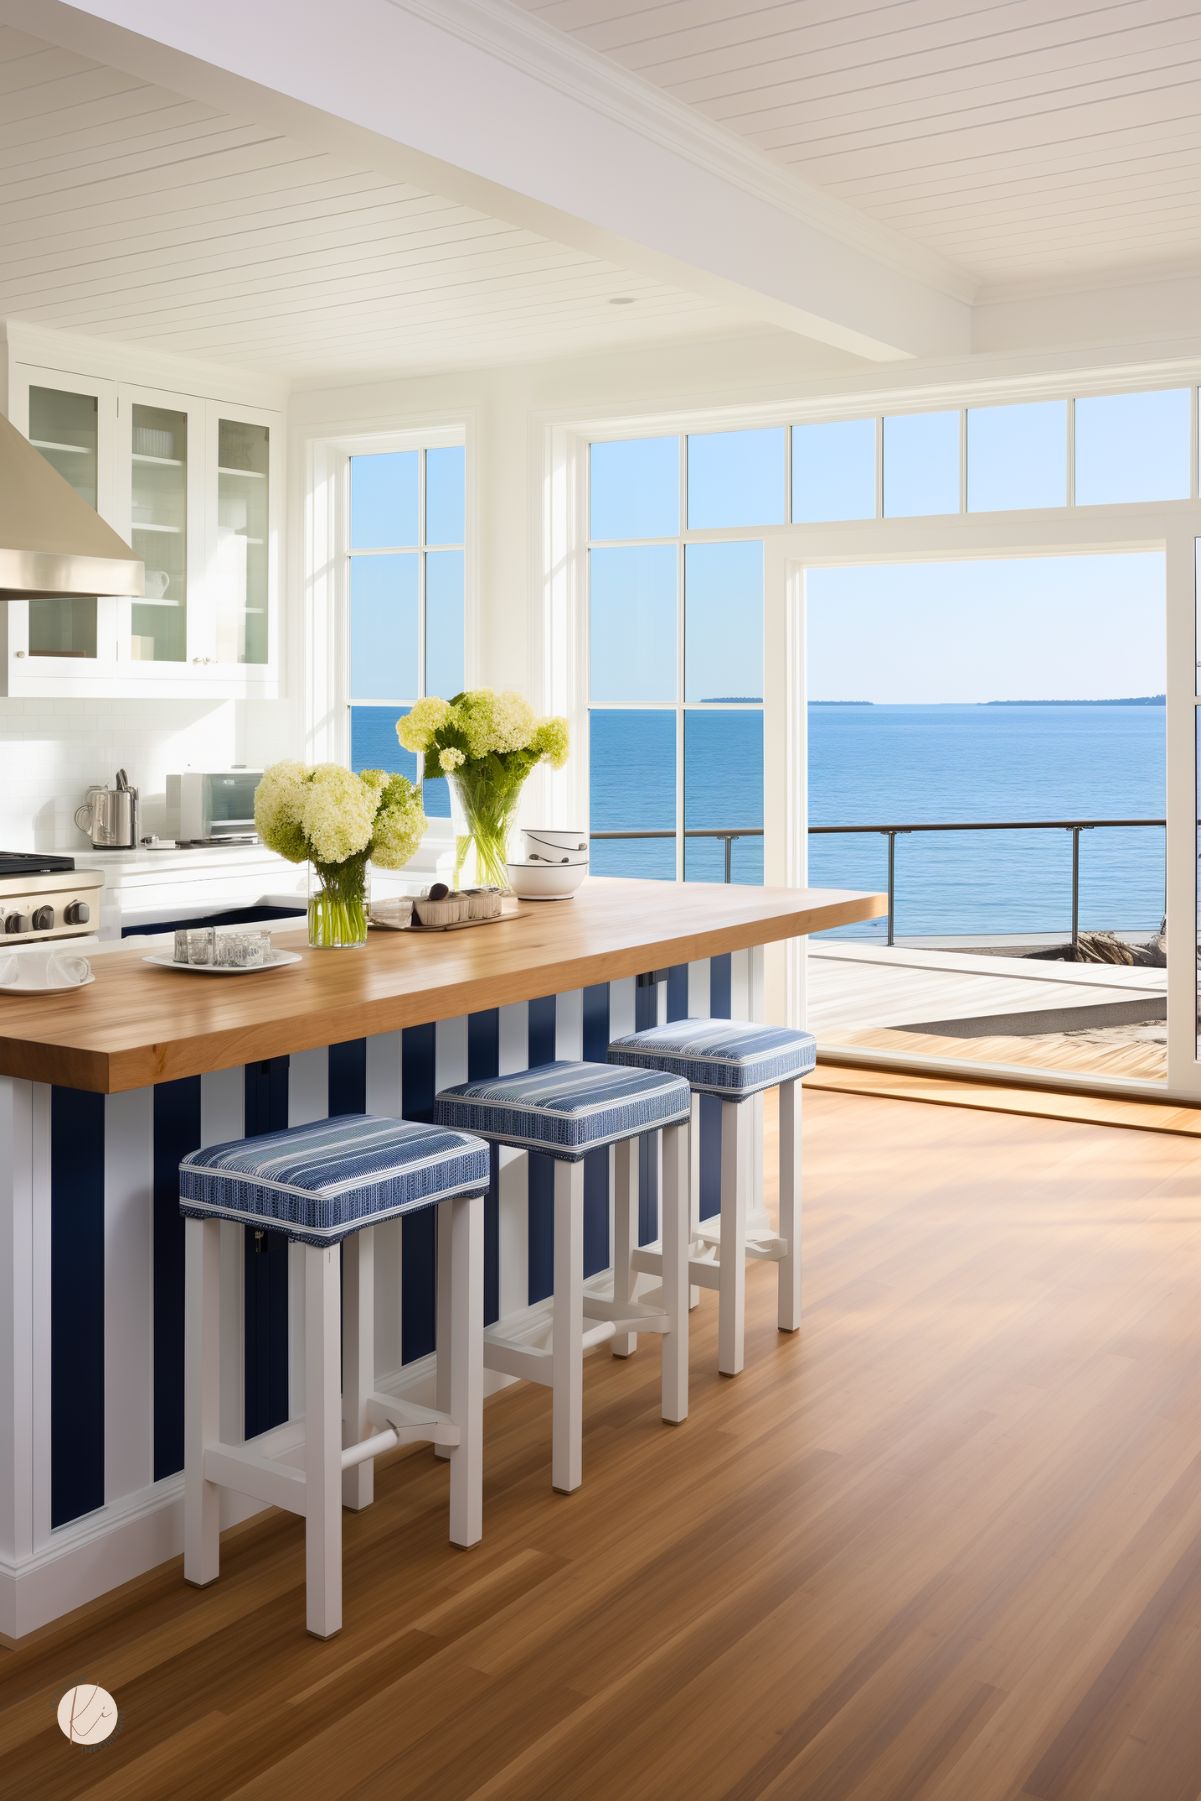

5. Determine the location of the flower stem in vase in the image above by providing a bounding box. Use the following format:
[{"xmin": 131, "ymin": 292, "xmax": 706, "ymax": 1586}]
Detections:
[
  {"xmin": 449, "ymin": 765, "xmax": 527, "ymax": 890},
  {"xmin": 308, "ymin": 856, "xmax": 369, "ymax": 948}
]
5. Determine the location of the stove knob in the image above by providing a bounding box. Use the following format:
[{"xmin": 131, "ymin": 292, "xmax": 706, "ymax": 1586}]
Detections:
[
  {"xmin": 64, "ymin": 900, "xmax": 91, "ymax": 926},
  {"xmin": 32, "ymin": 905, "xmax": 55, "ymax": 932},
  {"xmin": 5, "ymin": 913, "xmax": 29, "ymax": 934}
]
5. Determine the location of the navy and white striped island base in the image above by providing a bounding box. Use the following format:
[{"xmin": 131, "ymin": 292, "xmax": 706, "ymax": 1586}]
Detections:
[{"xmin": 0, "ymin": 878, "xmax": 882, "ymax": 1637}]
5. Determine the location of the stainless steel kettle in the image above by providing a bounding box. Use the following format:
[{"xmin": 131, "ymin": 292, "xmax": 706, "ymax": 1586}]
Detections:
[{"xmin": 74, "ymin": 770, "xmax": 139, "ymax": 849}]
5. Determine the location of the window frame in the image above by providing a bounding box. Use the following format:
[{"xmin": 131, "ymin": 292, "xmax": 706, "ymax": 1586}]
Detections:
[
  {"xmin": 302, "ymin": 418, "xmax": 474, "ymax": 843},
  {"xmin": 585, "ymin": 432, "xmax": 767, "ymax": 883},
  {"xmin": 544, "ymin": 376, "xmax": 1201, "ymax": 851}
]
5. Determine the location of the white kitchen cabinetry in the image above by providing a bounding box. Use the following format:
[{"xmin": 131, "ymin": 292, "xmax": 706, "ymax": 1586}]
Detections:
[{"xmin": 0, "ymin": 351, "xmax": 283, "ymax": 699}]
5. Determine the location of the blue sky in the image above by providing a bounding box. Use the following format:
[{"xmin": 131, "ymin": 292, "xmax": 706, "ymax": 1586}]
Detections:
[{"xmin": 807, "ymin": 553, "xmax": 1165, "ymax": 704}]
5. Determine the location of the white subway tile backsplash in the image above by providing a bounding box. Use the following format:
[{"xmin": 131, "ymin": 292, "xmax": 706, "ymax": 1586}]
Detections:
[{"xmin": 0, "ymin": 697, "xmax": 294, "ymax": 849}]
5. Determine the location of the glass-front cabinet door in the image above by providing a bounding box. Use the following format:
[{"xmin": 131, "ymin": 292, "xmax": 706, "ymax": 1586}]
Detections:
[
  {"xmin": 127, "ymin": 400, "xmax": 190, "ymax": 663},
  {"xmin": 212, "ymin": 410, "xmax": 271, "ymax": 668},
  {"xmin": 3, "ymin": 368, "xmax": 118, "ymax": 682},
  {"xmin": 112, "ymin": 386, "xmax": 206, "ymax": 676}
]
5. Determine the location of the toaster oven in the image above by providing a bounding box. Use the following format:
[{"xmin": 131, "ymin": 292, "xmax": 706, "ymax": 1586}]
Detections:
[{"xmin": 166, "ymin": 768, "xmax": 262, "ymax": 844}]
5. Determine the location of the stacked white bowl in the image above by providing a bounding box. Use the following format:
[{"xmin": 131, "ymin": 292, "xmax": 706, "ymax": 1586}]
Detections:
[{"xmin": 506, "ymin": 829, "xmax": 589, "ymax": 900}]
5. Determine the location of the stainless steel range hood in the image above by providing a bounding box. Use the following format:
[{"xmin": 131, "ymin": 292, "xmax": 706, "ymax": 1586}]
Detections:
[{"xmin": 0, "ymin": 411, "xmax": 143, "ymax": 600}]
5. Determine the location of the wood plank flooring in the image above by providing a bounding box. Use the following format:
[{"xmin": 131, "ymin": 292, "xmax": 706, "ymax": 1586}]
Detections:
[{"xmin": 6, "ymin": 1089, "xmax": 1201, "ymax": 1800}]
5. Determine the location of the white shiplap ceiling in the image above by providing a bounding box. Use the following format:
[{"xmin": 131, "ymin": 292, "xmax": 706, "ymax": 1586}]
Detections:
[
  {"xmin": 510, "ymin": 0, "xmax": 1201, "ymax": 292},
  {"xmin": 0, "ymin": 23, "xmax": 747, "ymax": 377}
]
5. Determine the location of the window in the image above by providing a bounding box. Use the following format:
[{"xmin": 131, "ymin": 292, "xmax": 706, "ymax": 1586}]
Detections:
[
  {"xmin": 346, "ymin": 442, "xmax": 465, "ymax": 818},
  {"xmin": 687, "ymin": 426, "xmax": 786, "ymax": 529},
  {"xmin": 967, "ymin": 400, "xmax": 1067, "ymax": 512},
  {"xmin": 792, "ymin": 418, "xmax": 876, "ymax": 522},
  {"xmin": 1075, "ymin": 389, "xmax": 1190, "ymax": 505},
  {"xmin": 883, "ymin": 411, "xmax": 960, "ymax": 517},
  {"xmin": 587, "ymin": 436, "xmax": 764, "ymax": 883}
]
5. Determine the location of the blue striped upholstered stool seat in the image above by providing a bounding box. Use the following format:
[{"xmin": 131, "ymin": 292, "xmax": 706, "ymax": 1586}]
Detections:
[
  {"xmin": 435, "ymin": 1062, "xmax": 693, "ymax": 1494},
  {"xmin": 179, "ymin": 1114, "xmax": 490, "ymax": 1639},
  {"xmin": 608, "ymin": 1019, "xmax": 816, "ymax": 1379}
]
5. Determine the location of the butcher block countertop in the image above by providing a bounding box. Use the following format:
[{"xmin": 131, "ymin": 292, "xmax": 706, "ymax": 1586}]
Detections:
[{"xmin": 0, "ymin": 879, "xmax": 884, "ymax": 1094}]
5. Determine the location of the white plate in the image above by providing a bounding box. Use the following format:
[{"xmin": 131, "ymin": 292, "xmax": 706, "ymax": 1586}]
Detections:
[
  {"xmin": 143, "ymin": 949, "xmax": 303, "ymax": 975},
  {"xmin": 0, "ymin": 971, "xmax": 95, "ymax": 994}
]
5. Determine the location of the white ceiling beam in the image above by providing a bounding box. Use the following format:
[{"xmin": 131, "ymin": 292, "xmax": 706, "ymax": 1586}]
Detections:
[{"xmin": 7, "ymin": 0, "xmax": 974, "ymax": 362}]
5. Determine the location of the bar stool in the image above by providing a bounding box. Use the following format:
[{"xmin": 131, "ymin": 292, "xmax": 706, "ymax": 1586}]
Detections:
[
  {"xmin": 178, "ymin": 1113, "xmax": 490, "ymax": 1638},
  {"xmin": 607, "ymin": 1020, "xmax": 816, "ymax": 1377},
  {"xmin": 434, "ymin": 1061, "xmax": 692, "ymax": 1494}
]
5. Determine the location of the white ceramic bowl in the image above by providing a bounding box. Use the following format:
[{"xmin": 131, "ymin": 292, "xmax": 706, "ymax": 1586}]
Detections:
[
  {"xmin": 506, "ymin": 860, "xmax": 587, "ymax": 900},
  {"xmin": 521, "ymin": 828, "xmax": 589, "ymax": 866}
]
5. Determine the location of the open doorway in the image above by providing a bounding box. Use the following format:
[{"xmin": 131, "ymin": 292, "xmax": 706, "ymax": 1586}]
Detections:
[{"xmin": 804, "ymin": 551, "xmax": 1167, "ymax": 1083}]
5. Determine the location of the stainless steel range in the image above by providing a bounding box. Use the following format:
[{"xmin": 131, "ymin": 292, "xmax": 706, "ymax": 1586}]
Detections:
[{"xmin": 0, "ymin": 854, "xmax": 103, "ymax": 943}]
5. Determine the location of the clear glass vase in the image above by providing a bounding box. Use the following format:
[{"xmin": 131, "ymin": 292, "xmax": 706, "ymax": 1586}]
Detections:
[
  {"xmin": 308, "ymin": 857, "xmax": 369, "ymax": 949},
  {"xmin": 448, "ymin": 766, "xmax": 527, "ymax": 890}
]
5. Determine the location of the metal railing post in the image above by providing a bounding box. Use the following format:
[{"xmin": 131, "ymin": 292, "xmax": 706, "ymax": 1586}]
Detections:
[
  {"xmin": 885, "ymin": 830, "xmax": 897, "ymax": 947},
  {"xmin": 1069, "ymin": 825, "xmax": 1082, "ymax": 952},
  {"xmin": 723, "ymin": 834, "xmax": 733, "ymax": 884}
]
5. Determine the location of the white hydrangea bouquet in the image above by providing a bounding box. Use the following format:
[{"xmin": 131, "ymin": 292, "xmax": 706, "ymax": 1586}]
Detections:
[
  {"xmin": 398, "ymin": 689, "xmax": 568, "ymax": 889},
  {"xmin": 255, "ymin": 761, "xmax": 425, "ymax": 948}
]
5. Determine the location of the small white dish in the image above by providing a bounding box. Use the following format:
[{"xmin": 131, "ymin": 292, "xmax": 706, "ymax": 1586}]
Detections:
[
  {"xmin": 521, "ymin": 828, "xmax": 589, "ymax": 867},
  {"xmin": 0, "ymin": 969, "xmax": 95, "ymax": 994},
  {"xmin": 143, "ymin": 949, "xmax": 303, "ymax": 975},
  {"xmin": 505, "ymin": 860, "xmax": 587, "ymax": 900}
]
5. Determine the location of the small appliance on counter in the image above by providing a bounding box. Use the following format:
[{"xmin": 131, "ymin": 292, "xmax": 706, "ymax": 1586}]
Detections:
[
  {"xmin": 74, "ymin": 770, "xmax": 139, "ymax": 849},
  {"xmin": 0, "ymin": 853, "xmax": 103, "ymax": 944},
  {"xmin": 165, "ymin": 767, "xmax": 262, "ymax": 846}
]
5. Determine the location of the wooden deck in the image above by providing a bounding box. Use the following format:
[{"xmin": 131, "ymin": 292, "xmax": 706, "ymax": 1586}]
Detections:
[{"xmin": 809, "ymin": 940, "xmax": 1168, "ymax": 1083}]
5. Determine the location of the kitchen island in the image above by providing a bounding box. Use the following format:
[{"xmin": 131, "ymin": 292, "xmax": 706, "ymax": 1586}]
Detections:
[{"xmin": 0, "ymin": 878, "xmax": 882, "ymax": 1637}]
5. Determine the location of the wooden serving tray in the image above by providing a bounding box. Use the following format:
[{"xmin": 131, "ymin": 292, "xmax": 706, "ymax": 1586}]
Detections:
[{"xmin": 370, "ymin": 904, "xmax": 525, "ymax": 934}]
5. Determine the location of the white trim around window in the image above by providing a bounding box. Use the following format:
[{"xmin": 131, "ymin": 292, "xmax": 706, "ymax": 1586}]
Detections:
[{"xmin": 300, "ymin": 413, "xmax": 479, "ymax": 840}]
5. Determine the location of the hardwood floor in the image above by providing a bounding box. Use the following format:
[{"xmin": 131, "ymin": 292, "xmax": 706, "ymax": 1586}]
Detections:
[{"xmin": 7, "ymin": 1089, "xmax": 1201, "ymax": 1800}]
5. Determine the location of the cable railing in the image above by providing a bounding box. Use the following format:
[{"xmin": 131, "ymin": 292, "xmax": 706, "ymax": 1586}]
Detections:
[{"xmin": 589, "ymin": 818, "xmax": 1168, "ymax": 949}]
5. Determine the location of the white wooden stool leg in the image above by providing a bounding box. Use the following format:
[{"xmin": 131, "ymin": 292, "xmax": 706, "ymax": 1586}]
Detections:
[
  {"xmin": 184, "ymin": 1217, "xmax": 221, "ymax": 1587},
  {"xmin": 341, "ymin": 1228, "xmax": 374, "ymax": 1510},
  {"xmin": 660, "ymin": 1122, "xmax": 689, "ymax": 1424},
  {"xmin": 778, "ymin": 1079, "xmax": 802, "ymax": 1332},
  {"xmin": 718, "ymin": 1101, "xmax": 747, "ymax": 1377},
  {"xmin": 447, "ymin": 1192, "xmax": 484, "ymax": 1547},
  {"xmin": 688, "ymin": 1092, "xmax": 701, "ymax": 1309},
  {"xmin": 305, "ymin": 1245, "xmax": 342, "ymax": 1639},
  {"xmin": 552, "ymin": 1159, "xmax": 584, "ymax": 1494},
  {"xmin": 434, "ymin": 1200, "xmax": 453, "ymax": 1460},
  {"xmin": 612, "ymin": 1137, "xmax": 637, "ymax": 1358}
]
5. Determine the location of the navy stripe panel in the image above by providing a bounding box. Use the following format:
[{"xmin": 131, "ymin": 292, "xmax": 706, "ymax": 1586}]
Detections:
[
  {"xmin": 401, "ymin": 1024, "xmax": 437, "ymax": 1362},
  {"xmin": 468, "ymin": 1010, "xmax": 501, "ymax": 1324},
  {"xmin": 328, "ymin": 1037, "xmax": 367, "ymax": 1115},
  {"xmin": 666, "ymin": 964, "xmax": 689, "ymax": 1022},
  {"xmin": 526, "ymin": 996, "xmax": 557, "ymax": 1304},
  {"xmin": 152, "ymin": 1077, "xmax": 202, "ymax": 1483},
  {"xmin": 243, "ymin": 1058, "xmax": 290, "ymax": 1439},
  {"xmin": 50, "ymin": 1088, "xmax": 106, "ymax": 1527},
  {"xmin": 700, "ymin": 954, "xmax": 732, "ymax": 1220},
  {"xmin": 635, "ymin": 976, "xmax": 661, "ymax": 1245},
  {"xmin": 581, "ymin": 983, "xmax": 611, "ymax": 1277}
]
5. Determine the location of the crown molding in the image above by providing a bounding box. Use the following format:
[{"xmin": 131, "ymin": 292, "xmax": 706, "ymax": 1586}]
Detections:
[{"xmin": 388, "ymin": 0, "xmax": 977, "ymax": 307}]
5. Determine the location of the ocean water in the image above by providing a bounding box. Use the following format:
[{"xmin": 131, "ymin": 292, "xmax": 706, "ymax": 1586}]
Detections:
[{"xmin": 589, "ymin": 704, "xmax": 1167, "ymax": 941}]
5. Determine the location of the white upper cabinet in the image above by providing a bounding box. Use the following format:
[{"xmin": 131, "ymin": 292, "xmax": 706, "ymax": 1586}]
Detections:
[{"xmin": 1, "ymin": 342, "xmax": 283, "ymax": 699}]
